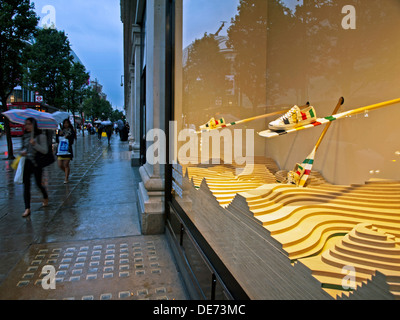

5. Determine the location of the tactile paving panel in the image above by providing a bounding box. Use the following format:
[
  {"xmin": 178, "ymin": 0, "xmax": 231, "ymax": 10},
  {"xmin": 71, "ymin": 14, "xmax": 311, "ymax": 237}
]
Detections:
[{"xmin": 0, "ymin": 235, "xmax": 188, "ymax": 300}]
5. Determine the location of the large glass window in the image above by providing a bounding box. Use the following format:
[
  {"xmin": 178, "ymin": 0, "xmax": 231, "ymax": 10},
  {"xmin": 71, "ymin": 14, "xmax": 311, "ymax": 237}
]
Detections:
[
  {"xmin": 171, "ymin": 0, "xmax": 400, "ymax": 299},
  {"xmin": 173, "ymin": 0, "xmax": 400, "ymax": 210}
]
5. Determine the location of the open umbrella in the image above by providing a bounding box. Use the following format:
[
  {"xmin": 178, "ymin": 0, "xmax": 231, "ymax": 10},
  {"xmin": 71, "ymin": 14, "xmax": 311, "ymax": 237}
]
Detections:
[
  {"xmin": 117, "ymin": 119, "xmax": 124, "ymax": 130},
  {"xmin": 51, "ymin": 111, "xmax": 71, "ymax": 124},
  {"xmin": 2, "ymin": 109, "xmax": 58, "ymax": 130},
  {"xmin": 101, "ymin": 120, "xmax": 112, "ymax": 126}
]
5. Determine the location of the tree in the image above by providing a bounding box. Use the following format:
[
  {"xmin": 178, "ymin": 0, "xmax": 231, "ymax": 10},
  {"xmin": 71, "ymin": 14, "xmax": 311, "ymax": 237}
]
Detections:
[
  {"xmin": 25, "ymin": 28, "xmax": 73, "ymax": 109},
  {"xmin": 65, "ymin": 62, "xmax": 90, "ymax": 132},
  {"xmin": 110, "ymin": 109, "xmax": 125, "ymax": 123},
  {"xmin": 226, "ymin": 0, "xmax": 269, "ymax": 109},
  {"xmin": 293, "ymin": 0, "xmax": 400, "ymax": 99},
  {"xmin": 0, "ymin": 0, "xmax": 38, "ymax": 159},
  {"xmin": 183, "ymin": 33, "xmax": 230, "ymax": 124},
  {"xmin": 82, "ymin": 88, "xmax": 113, "ymax": 121}
]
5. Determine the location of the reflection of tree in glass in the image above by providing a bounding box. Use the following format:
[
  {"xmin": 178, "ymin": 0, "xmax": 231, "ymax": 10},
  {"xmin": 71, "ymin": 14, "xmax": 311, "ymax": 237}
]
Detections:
[
  {"xmin": 227, "ymin": 0, "xmax": 268, "ymax": 109},
  {"xmin": 227, "ymin": 0, "xmax": 400, "ymax": 108},
  {"xmin": 294, "ymin": 0, "xmax": 400, "ymax": 100},
  {"xmin": 183, "ymin": 33, "xmax": 230, "ymax": 124},
  {"xmin": 227, "ymin": 0, "xmax": 298, "ymax": 108},
  {"xmin": 281, "ymin": 0, "xmax": 333, "ymax": 103}
]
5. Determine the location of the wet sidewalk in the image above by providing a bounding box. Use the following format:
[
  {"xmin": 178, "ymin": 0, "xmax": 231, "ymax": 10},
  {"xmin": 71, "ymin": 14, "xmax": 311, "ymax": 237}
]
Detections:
[{"xmin": 0, "ymin": 133, "xmax": 188, "ymax": 300}]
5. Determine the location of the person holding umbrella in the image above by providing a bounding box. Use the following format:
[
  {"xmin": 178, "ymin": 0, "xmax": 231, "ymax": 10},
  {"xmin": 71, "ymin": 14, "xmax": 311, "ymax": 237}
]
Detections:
[
  {"xmin": 101, "ymin": 120, "xmax": 113, "ymax": 145},
  {"xmin": 97, "ymin": 124, "xmax": 104, "ymax": 141},
  {"xmin": 20, "ymin": 118, "xmax": 49, "ymax": 218},
  {"xmin": 117, "ymin": 119, "xmax": 124, "ymax": 140}
]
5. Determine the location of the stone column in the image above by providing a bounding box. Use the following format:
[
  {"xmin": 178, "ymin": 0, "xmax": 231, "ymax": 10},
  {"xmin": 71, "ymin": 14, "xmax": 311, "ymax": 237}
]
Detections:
[
  {"xmin": 137, "ymin": 0, "xmax": 166, "ymax": 235},
  {"xmin": 131, "ymin": 25, "xmax": 142, "ymax": 166},
  {"xmin": 128, "ymin": 64, "xmax": 134, "ymax": 150}
]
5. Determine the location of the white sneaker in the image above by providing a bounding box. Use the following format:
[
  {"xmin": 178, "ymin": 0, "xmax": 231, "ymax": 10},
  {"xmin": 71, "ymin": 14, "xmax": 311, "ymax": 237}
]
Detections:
[{"xmin": 269, "ymin": 105, "xmax": 317, "ymax": 131}]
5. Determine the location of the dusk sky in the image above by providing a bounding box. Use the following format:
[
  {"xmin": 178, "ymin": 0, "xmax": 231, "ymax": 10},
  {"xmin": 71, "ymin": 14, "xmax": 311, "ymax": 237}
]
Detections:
[{"xmin": 30, "ymin": 0, "xmax": 124, "ymax": 111}]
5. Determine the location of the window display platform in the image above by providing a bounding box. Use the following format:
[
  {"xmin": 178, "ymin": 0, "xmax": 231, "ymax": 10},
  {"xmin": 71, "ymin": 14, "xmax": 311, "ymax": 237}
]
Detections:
[{"xmin": 177, "ymin": 157, "xmax": 400, "ymax": 299}]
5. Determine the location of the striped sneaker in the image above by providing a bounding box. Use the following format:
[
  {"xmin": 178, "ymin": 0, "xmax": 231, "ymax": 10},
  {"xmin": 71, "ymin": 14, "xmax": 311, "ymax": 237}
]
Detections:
[
  {"xmin": 268, "ymin": 105, "xmax": 317, "ymax": 131},
  {"xmin": 287, "ymin": 163, "xmax": 305, "ymax": 185},
  {"xmin": 199, "ymin": 117, "xmax": 226, "ymax": 131}
]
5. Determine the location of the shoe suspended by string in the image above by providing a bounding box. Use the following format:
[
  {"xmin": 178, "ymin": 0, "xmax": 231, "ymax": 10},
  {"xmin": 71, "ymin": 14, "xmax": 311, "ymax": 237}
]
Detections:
[{"xmin": 268, "ymin": 105, "xmax": 317, "ymax": 131}]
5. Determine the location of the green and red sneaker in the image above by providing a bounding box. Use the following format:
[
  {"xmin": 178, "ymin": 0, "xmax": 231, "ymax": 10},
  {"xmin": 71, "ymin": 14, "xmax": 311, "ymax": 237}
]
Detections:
[
  {"xmin": 268, "ymin": 105, "xmax": 317, "ymax": 131},
  {"xmin": 199, "ymin": 117, "xmax": 226, "ymax": 131}
]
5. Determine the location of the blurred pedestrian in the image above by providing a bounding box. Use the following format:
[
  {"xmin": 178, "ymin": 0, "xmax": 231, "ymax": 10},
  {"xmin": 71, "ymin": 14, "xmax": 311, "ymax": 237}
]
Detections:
[
  {"xmin": 20, "ymin": 118, "xmax": 49, "ymax": 218},
  {"xmin": 117, "ymin": 119, "xmax": 124, "ymax": 139},
  {"xmin": 87, "ymin": 123, "xmax": 93, "ymax": 135},
  {"xmin": 56, "ymin": 118, "xmax": 76, "ymax": 184},
  {"xmin": 105, "ymin": 125, "xmax": 113, "ymax": 145},
  {"xmin": 121, "ymin": 122, "xmax": 129, "ymax": 141},
  {"xmin": 97, "ymin": 124, "xmax": 104, "ymax": 141},
  {"xmin": 89, "ymin": 123, "xmax": 95, "ymax": 135}
]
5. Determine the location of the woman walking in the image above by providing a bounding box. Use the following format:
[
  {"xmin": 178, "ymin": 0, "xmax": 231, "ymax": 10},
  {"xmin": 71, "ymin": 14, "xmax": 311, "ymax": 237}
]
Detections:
[
  {"xmin": 20, "ymin": 118, "xmax": 49, "ymax": 218},
  {"xmin": 56, "ymin": 118, "xmax": 76, "ymax": 184},
  {"xmin": 105, "ymin": 124, "xmax": 113, "ymax": 145}
]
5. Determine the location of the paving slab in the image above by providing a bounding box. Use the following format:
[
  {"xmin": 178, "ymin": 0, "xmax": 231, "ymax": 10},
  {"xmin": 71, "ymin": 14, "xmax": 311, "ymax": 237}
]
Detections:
[
  {"xmin": 0, "ymin": 235, "xmax": 187, "ymax": 300},
  {"xmin": 0, "ymin": 133, "xmax": 188, "ymax": 300}
]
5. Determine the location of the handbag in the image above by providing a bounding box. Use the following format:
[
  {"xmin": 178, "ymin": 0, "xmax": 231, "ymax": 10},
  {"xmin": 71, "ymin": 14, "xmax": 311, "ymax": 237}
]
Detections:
[
  {"xmin": 36, "ymin": 150, "xmax": 56, "ymax": 168},
  {"xmin": 14, "ymin": 156, "xmax": 26, "ymax": 184},
  {"xmin": 11, "ymin": 155, "xmax": 22, "ymax": 170},
  {"xmin": 57, "ymin": 137, "xmax": 71, "ymax": 156}
]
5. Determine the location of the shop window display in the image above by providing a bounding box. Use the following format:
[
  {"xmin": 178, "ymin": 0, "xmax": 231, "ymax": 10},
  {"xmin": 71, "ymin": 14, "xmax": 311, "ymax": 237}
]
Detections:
[{"xmin": 172, "ymin": 0, "xmax": 400, "ymax": 299}]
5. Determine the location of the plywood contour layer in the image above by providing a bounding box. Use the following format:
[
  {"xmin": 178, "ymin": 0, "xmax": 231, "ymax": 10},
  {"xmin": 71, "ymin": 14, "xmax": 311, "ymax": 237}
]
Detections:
[{"xmin": 183, "ymin": 158, "xmax": 400, "ymax": 299}]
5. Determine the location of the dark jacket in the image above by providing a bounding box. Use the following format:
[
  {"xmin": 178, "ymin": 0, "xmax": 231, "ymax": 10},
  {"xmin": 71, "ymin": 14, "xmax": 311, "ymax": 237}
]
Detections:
[
  {"xmin": 105, "ymin": 125, "xmax": 113, "ymax": 136},
  {"xmin": 22, "ymin": 132, "xmax": 48, "ymax": 167}
]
